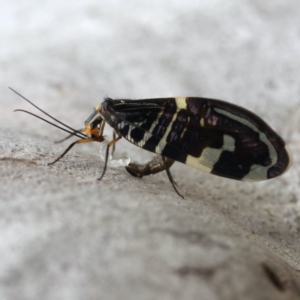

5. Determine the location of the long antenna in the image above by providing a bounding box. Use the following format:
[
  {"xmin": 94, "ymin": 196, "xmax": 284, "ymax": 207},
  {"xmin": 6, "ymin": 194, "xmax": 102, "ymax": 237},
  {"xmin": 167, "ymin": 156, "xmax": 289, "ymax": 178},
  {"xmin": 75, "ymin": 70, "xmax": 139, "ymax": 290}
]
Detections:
[
  {"xmin": 14, "ymin": 109, "xmax": 86, "ymax": 139},
  {"xmin": 9, "ymin": 87, "xmax": 86, "ymax": 139}
]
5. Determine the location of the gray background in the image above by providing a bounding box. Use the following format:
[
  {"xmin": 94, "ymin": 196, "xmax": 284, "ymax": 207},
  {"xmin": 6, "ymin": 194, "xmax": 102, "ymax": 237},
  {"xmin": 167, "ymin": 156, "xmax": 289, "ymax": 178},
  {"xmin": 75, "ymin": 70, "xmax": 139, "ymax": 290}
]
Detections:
[{"xmin": 1, "ymin": 0, "xmax": 300, "ymax": 299}]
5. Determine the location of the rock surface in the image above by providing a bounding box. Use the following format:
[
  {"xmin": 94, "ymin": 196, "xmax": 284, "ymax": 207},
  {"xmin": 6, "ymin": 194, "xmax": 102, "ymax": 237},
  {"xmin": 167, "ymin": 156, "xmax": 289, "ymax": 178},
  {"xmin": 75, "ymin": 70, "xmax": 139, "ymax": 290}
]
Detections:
[{"xmin": 1, "ymin": 1, "xmax": 300, "ymax": 299}]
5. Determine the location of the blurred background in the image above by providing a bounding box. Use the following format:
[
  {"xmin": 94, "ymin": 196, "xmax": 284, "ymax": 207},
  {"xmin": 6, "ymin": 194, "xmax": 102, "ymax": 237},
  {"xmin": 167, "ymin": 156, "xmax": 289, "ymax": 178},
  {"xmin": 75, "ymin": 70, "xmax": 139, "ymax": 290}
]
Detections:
[{"xmin": 1, "ymin": 0, "xmax": 300, "ymax": 146}]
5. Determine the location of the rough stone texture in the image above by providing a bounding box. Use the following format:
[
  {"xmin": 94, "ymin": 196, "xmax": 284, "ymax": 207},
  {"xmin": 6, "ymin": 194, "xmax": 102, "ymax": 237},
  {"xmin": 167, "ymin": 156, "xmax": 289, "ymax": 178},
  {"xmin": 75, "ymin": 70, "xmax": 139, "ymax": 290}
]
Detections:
[{"xmin": 1, "ymin": 1, "xmax": 300, "ymax": 299}]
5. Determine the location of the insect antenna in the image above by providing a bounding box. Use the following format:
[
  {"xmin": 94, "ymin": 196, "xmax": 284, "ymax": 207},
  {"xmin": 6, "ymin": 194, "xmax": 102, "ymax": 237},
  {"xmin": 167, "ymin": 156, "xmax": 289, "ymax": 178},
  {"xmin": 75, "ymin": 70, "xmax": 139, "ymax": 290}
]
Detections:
[
  {"xmin": 54, "ymin": 132, "xmax": 82, "ymax": 144},
  {"xmin": 10, "ymin": 88, "xmax": 107, "ymax": 166},
  {"xmin": 14, "ymin": 109, "xmax": 105, "ymax": 166},
  {"xmin": 14, "ymin": 109, "xmax": 86, "ymax": 139},
  {"xmin": 9, "ymin": 87, "xmax": 86, "ymax": 139}
]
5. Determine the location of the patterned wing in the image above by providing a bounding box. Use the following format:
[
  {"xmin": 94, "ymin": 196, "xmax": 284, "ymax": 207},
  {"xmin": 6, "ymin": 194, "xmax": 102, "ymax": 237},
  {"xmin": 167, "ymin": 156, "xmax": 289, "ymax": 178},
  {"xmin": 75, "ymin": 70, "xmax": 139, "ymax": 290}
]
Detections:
[{"xmin": 105, "ymin": 97, "xmax": 292, "ymax": 181}]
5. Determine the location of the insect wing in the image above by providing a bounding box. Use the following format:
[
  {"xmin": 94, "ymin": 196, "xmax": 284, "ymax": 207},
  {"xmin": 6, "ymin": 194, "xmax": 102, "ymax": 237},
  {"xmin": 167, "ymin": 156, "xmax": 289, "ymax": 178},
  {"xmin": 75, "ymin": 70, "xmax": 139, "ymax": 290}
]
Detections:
[{"xmin": 109, "ymin": 97, "xmax": 292, "ymax": 181}]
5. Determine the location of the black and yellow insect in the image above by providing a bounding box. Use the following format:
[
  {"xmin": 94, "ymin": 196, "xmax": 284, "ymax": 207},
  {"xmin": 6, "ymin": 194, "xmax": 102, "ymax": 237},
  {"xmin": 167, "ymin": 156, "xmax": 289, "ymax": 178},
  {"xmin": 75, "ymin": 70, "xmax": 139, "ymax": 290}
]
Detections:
[{"xmin": 11, "ymin": 88, "xmax": 292, "ymax": 197}]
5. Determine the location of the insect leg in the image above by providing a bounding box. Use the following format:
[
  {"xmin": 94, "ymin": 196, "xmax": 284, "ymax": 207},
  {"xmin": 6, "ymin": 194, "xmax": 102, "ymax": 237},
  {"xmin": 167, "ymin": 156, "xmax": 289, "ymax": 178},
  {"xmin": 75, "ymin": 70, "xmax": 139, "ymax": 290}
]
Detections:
[
  {"xmin": 125, "ymin": 155, "xmax": 175, "ymax": 178},
  {"xmin": 162, "ymin": 156, "xmax": 184, "ymax": 199},
  {"xmin": 48, "ymin": 138, "xmax": 101, "ymax": 165},
  {"xmin": 125, "ymin": 155, "xmax": 182, "ymax": 198},
  {"xmin": 112, "ymin": 131, "xmax": 117, "ymax": 155},
  {"xmin": 97, "ymin": 135, "xmax": 122, "ymax": 181}
]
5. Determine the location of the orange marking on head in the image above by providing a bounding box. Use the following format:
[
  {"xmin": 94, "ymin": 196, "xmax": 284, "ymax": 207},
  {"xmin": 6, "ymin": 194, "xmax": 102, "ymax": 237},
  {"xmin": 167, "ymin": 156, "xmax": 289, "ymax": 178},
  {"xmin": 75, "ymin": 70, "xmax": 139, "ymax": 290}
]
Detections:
[{"xmin": 84, "ymin": 124, "xmax": 100, "ymax": 138}]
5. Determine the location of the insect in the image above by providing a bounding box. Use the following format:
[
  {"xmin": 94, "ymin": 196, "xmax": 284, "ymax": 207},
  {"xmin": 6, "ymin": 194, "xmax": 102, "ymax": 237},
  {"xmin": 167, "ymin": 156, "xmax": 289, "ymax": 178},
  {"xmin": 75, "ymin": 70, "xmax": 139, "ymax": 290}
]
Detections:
[{"xmin": 10, "ymin": 88, "xmax": 292, "ymax": 198}]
